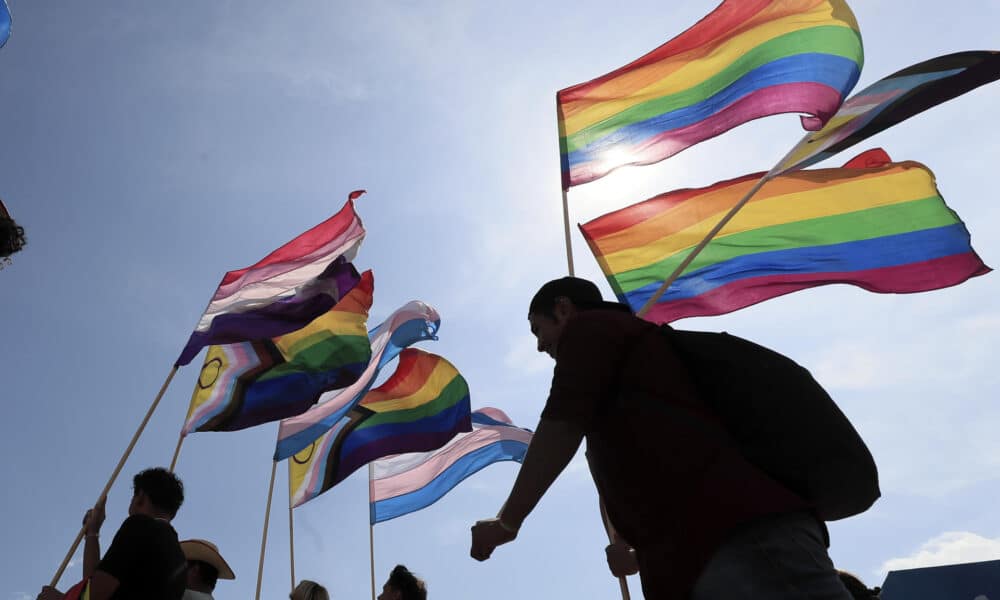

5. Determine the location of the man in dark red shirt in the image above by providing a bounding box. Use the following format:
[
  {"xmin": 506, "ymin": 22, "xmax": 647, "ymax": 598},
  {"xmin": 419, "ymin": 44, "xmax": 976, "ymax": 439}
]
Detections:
[{"xmin": 471, "ymin": 277, "xmax": 852, "ymax": 599}]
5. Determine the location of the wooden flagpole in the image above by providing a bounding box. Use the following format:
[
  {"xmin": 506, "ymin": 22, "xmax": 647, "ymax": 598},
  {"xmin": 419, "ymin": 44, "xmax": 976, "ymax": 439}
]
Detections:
[
  {"xmin": 255, "ymin": 460, "xmax": 278, "ymax": 600},
  {"xmin": 368, "ymin": 463, "xmax": 377, "ymax": 600},
  {"xmin": 168, "ymin": 433, "xmax": 185, "ymax": 473},
  {"xmin": 50, "ymin": 365, "xmax": 179, "ymax": 587},
  {"xmin": 289, "ymin": 467, "xmax": 297, "ymax": 592},
  {"xmin": 635, "ymin": 172, "xmax": 774, "ymax": 317},
  {"xmin": 634, "ymin": 134, "xmax": 815, "ymax": 318},
  {"xmin": 557, "ymin": 100, "xmax": 576, "ymax": 277},
  {"xmin": 562, "ymin": 189, "xmax": 575, "ymax": 276},
  {"xmin": 598, "ymin": 498, "xmax": 631, "ymax": 600}
]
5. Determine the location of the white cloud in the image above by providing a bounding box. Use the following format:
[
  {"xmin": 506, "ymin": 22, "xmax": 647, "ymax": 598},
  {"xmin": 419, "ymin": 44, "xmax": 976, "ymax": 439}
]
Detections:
[
  {"xmin": 879, "ymin": 532, "xmax": 1000, "ymax": 578},
  {"xmin": 11, "ymin": 593, "xmax": 32, "ymax": 600}
]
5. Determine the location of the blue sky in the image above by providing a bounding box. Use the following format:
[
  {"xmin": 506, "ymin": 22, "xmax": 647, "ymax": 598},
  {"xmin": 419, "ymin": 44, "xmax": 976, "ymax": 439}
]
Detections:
[{"xmin": 2, "ymin": 2, "xmax": 999, "ymax": 599}]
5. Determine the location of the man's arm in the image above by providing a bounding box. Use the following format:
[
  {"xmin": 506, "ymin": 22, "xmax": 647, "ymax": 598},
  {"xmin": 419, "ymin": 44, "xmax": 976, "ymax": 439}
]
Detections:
[
  {"xmin": 86, "ymin": 570, "xmax": 120, "ymax": 600},
  {"xmin": 81, "ymin": 496, "xmax": 106, "ymax": 579},
  {"xmin": 599, "ymin": 495, "xmax": 639, "ymax": 577},
  {"xmin": 470, "ymin": 417, "xmax": 584, "ymax": 560}
]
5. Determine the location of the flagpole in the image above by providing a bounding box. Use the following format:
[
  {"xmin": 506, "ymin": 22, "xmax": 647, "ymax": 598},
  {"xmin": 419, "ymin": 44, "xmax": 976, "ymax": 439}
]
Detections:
[
  {"xmin": 289, "ymin": 471, "xmax": 297, "ymax": 592},
  {"xmin": 557, "ymin": 99, "xmax": 575, "ymax": 277},
  {"xmin": 168, "ymin": 433, "xmax": 185, "ymax": 473},
  {"xmin": 634, "ymin": 130, "xmax": 819, "ymax": 319},
  {"xmin": 635, "ymin": 171, "xmax": 774, "ymax": 318},
  {"xmin": 50, "ymin": 365, "xmax": 179, "ymax": 587},
  {"xmin": 256, "ymin": 460, "xmax": 278, "ymax": 600},
  {"xmin": 368, "ymin": 463, "xmax": 377, "ymax": 600},
  {"xmin": 597, "ymin": 498, "xmax": 631, "ymax": 600},
  {"xmin": 562, "ymin": 188, "xmax": 575, "ymax": 276}
]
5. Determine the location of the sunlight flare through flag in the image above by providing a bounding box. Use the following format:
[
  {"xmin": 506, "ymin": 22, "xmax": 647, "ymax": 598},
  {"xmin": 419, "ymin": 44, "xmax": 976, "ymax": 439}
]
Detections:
[{"xmin": 558, "ymin": 0, "xmax": 863, "ymax": 188}]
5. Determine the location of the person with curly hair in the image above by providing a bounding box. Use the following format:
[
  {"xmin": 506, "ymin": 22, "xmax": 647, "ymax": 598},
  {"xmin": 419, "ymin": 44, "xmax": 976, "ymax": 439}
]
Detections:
[
  {"xmin": 377, "ymin": 565, "xmax": 426, "ymax": 600},
  {"xmin": 37, "ymin": 467, "xmax": 188, "ymax": 600},
  {"xmin": 0, "ymin": 198, "xmax": 26, "ymax": 261}
]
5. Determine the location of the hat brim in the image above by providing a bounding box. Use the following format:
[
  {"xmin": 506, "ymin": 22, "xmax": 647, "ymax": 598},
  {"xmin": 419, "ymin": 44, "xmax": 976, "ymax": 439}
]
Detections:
[{"xmin": 182, "ymin": 540, "xmax": 236, "ymax": 580}]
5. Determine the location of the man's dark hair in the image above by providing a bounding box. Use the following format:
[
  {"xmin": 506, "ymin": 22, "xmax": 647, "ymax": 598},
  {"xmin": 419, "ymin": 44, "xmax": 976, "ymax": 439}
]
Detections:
[
  {"xmin": 387, "ymin": 564, "xmax": 426, "ymax": 600},
  {"xmin": 133, "ymin": 467, "xmax": 184, "ymax": 517},
  {"xmin": 529, "ymin": 276, "xmax": 629, "ymax": 318},
  {"xmin": 188, "ymin": 560, "xmax": 219, "ymax": 590}
]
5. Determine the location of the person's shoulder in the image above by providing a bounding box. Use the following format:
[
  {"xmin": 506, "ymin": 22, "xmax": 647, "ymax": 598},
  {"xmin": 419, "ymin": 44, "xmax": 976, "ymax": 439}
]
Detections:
[{"xmin": 119, "ymin": 514, "xmax": 176, "ymax": 537}]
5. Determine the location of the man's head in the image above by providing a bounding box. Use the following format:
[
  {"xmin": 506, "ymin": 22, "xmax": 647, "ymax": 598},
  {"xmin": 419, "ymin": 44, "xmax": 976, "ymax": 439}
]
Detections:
[
  {"xmin": 182, "ymin": 539, "xmax": 235, "ymax": 592},
  {"xmin": 0, "ymin": 216, "xmax": 26, "ymax": 259},
  {"xmin": 528, "ymin": 277, "xmax": 627, "ymax": 358},
  {"xmin": 291, "ymin": 580, "xmax": 329, "ymax": 600},
  {"xmin": 376, "ymin": 565, "xmax": 426, "ymax": 600},
  {"xmin": 128, "ymin": 467, "xmax": 184, "ymax": 519}
]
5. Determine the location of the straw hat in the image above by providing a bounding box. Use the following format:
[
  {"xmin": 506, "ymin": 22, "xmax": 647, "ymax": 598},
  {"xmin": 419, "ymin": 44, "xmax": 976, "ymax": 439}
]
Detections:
[{"xmin": 181, "ymin": 539, "xmax": 236, "ymax": 580}]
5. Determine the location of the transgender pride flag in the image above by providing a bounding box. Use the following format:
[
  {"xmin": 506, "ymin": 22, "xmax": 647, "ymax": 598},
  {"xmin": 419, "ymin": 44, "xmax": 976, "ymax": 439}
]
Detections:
[
  {"xmin": 176, "ymin": 193, "xmax": 366, "ymax": 366},
  {"xmin": 369, "ymin": 408, "xmax": 532, "ymax": 524}
]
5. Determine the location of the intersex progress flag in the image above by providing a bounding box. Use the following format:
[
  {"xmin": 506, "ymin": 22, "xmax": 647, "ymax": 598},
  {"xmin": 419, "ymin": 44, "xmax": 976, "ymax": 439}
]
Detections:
[
  {"xmin": 775, "ymin": 51, "xmax": 1000, "ymax": 173},
  {"xmin": 581, "ymin": 149, "xmax": 990, "ymax": 323},
  {"xmin": 182, "ymin": 271, "xmax": 373, "ymax": 433},
  {"xmin": 177, "ymin": 192, "xmax": 367, "ymax": 366},
  {"xmin": 289, "ymin": 349, "xmax": 472, "ymax": 507},
  {"xmin": 275, "ymin": 300, "xmax": 441, "ymax": 460},
  {"xmin": 369, "ymin": 408, "xmax": 532, "ymax": 524},
  {"xmin": 558, "ymin": 0, "xmax": 863, "ymax": 188}
]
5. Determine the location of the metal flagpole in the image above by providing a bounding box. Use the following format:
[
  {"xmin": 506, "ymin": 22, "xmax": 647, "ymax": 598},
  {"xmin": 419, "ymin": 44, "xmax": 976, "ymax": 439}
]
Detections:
[
  {"xmin": 50, "ymin": 365, "xmax": 179, "ymax": 587},
  {"xmin": 255, "ymin": 460, "xmax": 278, "ymax": 600}
]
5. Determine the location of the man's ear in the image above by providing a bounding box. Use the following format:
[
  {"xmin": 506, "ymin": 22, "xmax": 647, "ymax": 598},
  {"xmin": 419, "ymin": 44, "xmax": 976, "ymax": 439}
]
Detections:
[{"xmin": 553, "ymin": 296, "xmax": 576, "ymax": 321}]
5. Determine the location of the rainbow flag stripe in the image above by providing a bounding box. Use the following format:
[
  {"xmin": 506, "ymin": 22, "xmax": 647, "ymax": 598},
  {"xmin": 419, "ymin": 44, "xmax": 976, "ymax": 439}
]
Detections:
[
  {"xmin": 558, "ymin": 0, "xmax": 863, "ymax": 188},
  {"xmin": 177, "ymin": 195, "xmax": 365, "ymax": 366},
  {"xmin": 289, "ymin": 349, "xmax": 471, "ymax": 507},
  {"xmin": 581, "ymin": 149, "xmax": 990, "ymax": 322},
  {"xmin": 274, "ymin": 300, "xmax": 442, "ymax": 460},
  {"xmin": 182, "ymin": 271, "xmax": 373, "ymax": 433}
]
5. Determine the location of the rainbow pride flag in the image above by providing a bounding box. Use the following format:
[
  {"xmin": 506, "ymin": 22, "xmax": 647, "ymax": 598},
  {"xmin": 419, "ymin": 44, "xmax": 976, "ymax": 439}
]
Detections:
[
  {"xmin": 275, "ymin": 300, "xmax": 442, "ymax": 460},
  {"xmin": 558, "ymin": 0, "xmax": 863, "ymax": 188},
  {"xmin": 182, "ymin": 271, "xmax": 373, "ymax": 433},
  {"xmin": 775, "ymin": 51, "xmax": 1000, "ymax": 173},
  {"xmin": 177, "ymin": 192, "xmax": 366, "ymax": 366},
  {"xmin": 581, "ymin": 149, "xmax": 990, "ymax": 322},
  {"xmin": 369, "ymin": 408, "xmax": 532, "ymax": 524},
  {"xmin": 289, "ymin": 349, "xmax": 471, "ymax": 508}
]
